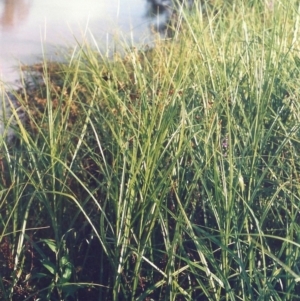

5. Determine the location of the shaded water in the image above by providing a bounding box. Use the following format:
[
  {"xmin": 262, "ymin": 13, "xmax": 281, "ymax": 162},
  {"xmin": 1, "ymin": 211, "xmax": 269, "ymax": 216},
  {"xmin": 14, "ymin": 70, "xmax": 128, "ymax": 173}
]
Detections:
[{"xmin": 0, "ymin": 0, "xmax": 160, "ymax": 86}]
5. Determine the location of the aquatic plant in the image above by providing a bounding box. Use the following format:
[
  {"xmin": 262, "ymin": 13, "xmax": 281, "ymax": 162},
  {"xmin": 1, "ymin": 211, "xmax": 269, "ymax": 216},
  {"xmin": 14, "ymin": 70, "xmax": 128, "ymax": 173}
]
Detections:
[
  {"xmin": 1, "ymin": 0, "xmax": 300, "ymax": 300},
  {"xmin": 0, "ymin": 89, "xmax": 26, "ymax": 143}
]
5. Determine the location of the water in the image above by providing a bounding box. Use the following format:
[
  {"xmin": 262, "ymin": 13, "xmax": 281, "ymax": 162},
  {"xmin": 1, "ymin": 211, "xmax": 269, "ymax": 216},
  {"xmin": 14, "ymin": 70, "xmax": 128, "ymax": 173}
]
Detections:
[
  {"xmin": 0, "ymin": 0, "xmax": 161, "ymax": 86},
  {"xmin": 0, "ymin": 0, "xmax": 152, "ymax": 141},
  {"xmin": 0, "ymin": 0, "xmax": 173, "ymax": 141}
]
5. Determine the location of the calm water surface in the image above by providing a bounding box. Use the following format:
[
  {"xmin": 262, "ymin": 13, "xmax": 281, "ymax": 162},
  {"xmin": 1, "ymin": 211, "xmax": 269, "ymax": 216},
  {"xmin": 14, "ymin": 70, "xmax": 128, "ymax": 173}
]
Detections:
[{"xmin": 0, "ymin": 0, "xmax": 154, "ymax": 85}]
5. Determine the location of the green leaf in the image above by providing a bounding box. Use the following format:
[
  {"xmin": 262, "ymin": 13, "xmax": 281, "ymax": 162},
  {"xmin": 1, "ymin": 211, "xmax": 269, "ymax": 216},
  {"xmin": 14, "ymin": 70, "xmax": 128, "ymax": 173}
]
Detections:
[
  {"xmin": 41, "ymin": 259, "xmax": 56, "ymax": 275},
  {"xmin": 60, "ymin": 256, "xmax": 73, "ymax": 283},
  {"xmin": 40, "ymin": 239, "xmax": 57, "ymax": 253}
]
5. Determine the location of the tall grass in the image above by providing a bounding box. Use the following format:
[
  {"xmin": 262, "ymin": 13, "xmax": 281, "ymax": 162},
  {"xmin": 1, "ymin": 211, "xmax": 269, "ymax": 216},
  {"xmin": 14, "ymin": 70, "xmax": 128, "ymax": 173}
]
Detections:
[{"xmin": 1, "ymin": 0, "xmax": 300, "ymax": 300}]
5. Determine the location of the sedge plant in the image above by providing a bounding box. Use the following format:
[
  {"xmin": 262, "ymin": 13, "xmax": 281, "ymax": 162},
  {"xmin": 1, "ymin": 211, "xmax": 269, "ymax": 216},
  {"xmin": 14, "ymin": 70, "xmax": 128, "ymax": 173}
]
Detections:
[{"xmin": 1, "ymin": 0, "xmax": 300, "ymax": 300}]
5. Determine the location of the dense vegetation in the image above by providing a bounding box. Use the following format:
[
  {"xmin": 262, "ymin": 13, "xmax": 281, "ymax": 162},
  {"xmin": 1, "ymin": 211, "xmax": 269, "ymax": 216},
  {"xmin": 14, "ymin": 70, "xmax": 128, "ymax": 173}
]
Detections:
[{"xmin": 1, "ymin": 0, "xmax": 300, "ymax": 300}]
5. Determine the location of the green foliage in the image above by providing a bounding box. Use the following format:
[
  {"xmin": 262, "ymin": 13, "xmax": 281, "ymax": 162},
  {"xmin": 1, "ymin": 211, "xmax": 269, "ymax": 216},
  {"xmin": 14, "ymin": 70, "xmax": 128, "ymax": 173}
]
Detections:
[{"xmin": 1, "ymin": 0, "xmax": 300, "ymax": 300}]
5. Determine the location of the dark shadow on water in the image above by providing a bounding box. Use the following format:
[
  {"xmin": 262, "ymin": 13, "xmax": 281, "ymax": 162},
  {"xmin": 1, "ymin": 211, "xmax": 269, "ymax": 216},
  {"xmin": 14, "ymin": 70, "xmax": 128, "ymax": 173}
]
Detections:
[{"xmin": 145, "ymin": 0, "xmax": 196, "ymax": 34}]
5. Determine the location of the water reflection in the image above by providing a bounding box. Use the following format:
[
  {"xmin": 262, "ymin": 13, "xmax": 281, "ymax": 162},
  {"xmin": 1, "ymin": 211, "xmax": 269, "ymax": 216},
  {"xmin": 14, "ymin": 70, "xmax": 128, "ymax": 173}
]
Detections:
[
  {"xmin": 0, "ymin": 0, "xmax": 30, "ymax": 30},
  {"xmin": 146, "ymin": 0, "xmax": 172, "ymax": 32},
  {"xmin": 145, "ymin": 0, "xmax": 195, "ymax": 33}
]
